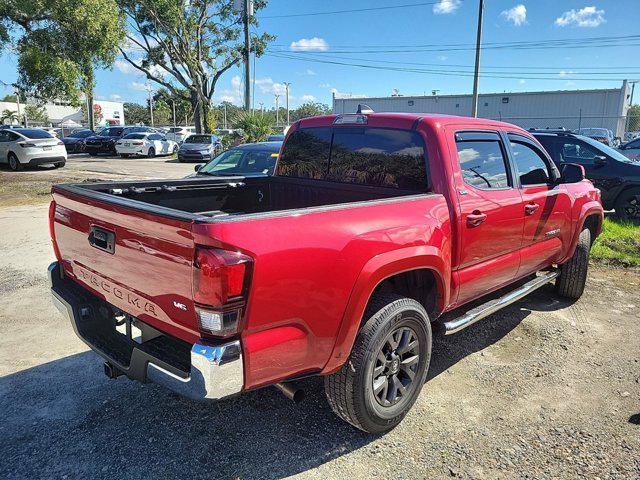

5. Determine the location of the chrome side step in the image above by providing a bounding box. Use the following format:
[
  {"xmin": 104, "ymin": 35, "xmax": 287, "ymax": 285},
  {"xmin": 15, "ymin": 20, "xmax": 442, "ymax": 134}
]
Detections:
[{"xmin": 444, "ymin": 271, "xmax": 559, "ymax": 335}]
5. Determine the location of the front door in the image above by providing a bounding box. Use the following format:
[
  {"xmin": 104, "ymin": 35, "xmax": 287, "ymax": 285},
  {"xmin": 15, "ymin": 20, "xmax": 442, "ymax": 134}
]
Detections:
[
  {"xmin": 451, "ymin": 130, "xmax": 524, "ymax": 306},
  {"xmin": 506, "ymin": 133, "xmax": 572, "ymax": 275}
]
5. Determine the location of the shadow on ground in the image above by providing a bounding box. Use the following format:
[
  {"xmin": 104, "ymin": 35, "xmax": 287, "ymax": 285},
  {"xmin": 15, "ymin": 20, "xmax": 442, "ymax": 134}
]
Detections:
[{"xmin": 0, "ymin": 284, "xmax": 572, "ymax": 479}]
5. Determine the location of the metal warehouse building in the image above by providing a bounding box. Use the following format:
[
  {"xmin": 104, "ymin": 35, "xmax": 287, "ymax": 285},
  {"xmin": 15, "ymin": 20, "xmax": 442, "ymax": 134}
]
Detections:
[{"xmin": 333, "ymin": 80, "xmax": 633, "ymax": 137}]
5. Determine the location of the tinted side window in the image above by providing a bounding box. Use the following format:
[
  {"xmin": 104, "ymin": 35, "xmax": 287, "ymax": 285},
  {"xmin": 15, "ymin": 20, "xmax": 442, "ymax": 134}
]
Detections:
[
  {"xmin": 327, "ymin": 128, "xmax": 427, "ymax": 190},
  {"xmin": 510, "ymin": 141, "xmax": 551, "ymax": 186},
  {"xmin": 456, "ymin": 138, "xmax": 509, "ymax": 189},
  {"xmin": 560, "ymin": 140, "xmax": 598, "ymax": 164},
  {"xmin": 278, "ymin": 127, "xmax": 331, "ymax": 179}
]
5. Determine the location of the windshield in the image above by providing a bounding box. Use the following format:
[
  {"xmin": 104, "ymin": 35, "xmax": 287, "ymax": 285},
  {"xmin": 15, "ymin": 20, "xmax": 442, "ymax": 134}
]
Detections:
[
  {"xmin": 198, "ymin": 147, "xmax": 278, "ymax": 176},
  {"xmin": 185, "ymin": 135, "xmax": 214, "ymax": 144},
  {"xmin": 102, "ymin": 128, "xmax": 124, "ymax": 137},
  {"xmin": 577, "ymin": 128, "xmax": 609, "ymax": 136},
  {"xmin": 19, "ymin": 129, "xmax": 54, "ymax": 139},
  {"xmin": 578, "ymin": 135, "xmax": 634, "ymax": 163},
  {"xmin": 69, "ymin": 130, "xmax": 93, "ymax": 138}
]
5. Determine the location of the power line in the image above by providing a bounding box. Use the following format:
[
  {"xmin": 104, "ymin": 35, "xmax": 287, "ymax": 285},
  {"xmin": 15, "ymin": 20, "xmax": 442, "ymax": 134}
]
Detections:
[
  {"xmin": 265, "ymin": 52, "xmax": 635, "ymax": 82},
  {"xmin": 261, "ymin": 1, "xmax": 446, "ymax": 19}
]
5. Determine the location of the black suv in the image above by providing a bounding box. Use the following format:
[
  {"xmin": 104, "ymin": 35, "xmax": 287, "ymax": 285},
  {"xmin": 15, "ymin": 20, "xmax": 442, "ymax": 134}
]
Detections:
[
  {"xmin": 532, "ymin": 130, "xmax": 640, "ymax": 220},
  {"xmin": 85, "ymin": 126, "xmax": 156, "ymax": 156}
]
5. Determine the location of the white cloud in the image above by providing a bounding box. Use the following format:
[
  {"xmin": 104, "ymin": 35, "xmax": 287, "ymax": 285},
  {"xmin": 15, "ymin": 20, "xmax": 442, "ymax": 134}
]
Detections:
[
  {"xmin": 217, "ymin": 75, "xmax": 243, "ymax": 104},
  {"xmin": 519, "ymin": 79, "xmax": 526, "ymax": 84},
  {"xmin": 290, "ymin": 37, "xmax": 329, "ymax": 51},
  {"xmin": 300, "ymin": 94, "xmax": 316, "ymax": 102},
  {"xmin": 319, "ymin": 83, "xmax": 332, "ymax": 88},
  {"xmin": 437, "ymin": 55, "xmax": 448, "ymax": 61},
  {"xmin": 253, "ymin": 77, "xmax": 289, "ymax": 96},
  {"xmin": 433, "ymin": 0, "xmax": 461, "ymax": 14},
  {"xmin": 565, "ymin": 81, "xmax": 576, "ymax": 87},
  {"xmin": 555, "ymin": 6, "xmax": 605, "ymax": 27},
  {"xmin": 501, "ymin": 5, "xmax": 527, "ymax": 26},
  {"xmin": 558, "ymin": 70, "xmax": 574, "ymax": 77},
  {"xmin": 299, "ymin": 69, "xmax": 316, "ymax": 76},
  {"xmin": 116, "ymin": 59, "xmax": 163, "ymax": 78},
  {"xmin": 130, "ymin": 81, "xmax": 148, "ymax": 91},
  {"xmin": 109, "ymin": 94, "xmax": 122, "ymax": 101}
]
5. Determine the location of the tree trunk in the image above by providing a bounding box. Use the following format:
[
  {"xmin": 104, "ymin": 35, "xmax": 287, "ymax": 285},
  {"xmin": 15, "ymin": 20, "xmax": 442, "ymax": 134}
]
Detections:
[
  {"xmin": 87, "ymin": 90, "xmax": 95, "ymax": 131},
  {"xmin": 191, "ymin": 89, "xmax": 205, "ymax": 133},
  {"xmin": 82, "ymin": 64, "xmax": 95, "ymax": 131}
]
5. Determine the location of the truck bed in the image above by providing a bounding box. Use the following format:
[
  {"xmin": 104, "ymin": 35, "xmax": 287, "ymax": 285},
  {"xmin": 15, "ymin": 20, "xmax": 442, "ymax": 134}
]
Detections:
[{"xmin": 55, "ymin": 176, "xmax": 423, "ymax": 222}]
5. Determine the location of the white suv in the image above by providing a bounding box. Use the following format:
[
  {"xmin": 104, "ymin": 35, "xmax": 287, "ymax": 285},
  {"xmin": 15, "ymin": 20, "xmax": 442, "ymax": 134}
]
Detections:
[
  {"xmin": 0, "ymin": 128, "xmax": 67, "ymax": 171},
  {"xmin": 166, "ymin": 126, "xmax": 195, "ymax": 144}
]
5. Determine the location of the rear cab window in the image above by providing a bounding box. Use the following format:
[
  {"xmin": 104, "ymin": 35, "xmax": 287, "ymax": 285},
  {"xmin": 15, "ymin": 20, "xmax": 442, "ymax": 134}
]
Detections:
[
  {"xmin": 278, "ymin": 125, "xmax": 429, "ymax": 190},
  {"xmin": 507, "ymin": 133, "xmax": 553, "ymax": 186},
  {"xmin": 454, "ymin": 131, "xmax": 511, "ymax": 189}
]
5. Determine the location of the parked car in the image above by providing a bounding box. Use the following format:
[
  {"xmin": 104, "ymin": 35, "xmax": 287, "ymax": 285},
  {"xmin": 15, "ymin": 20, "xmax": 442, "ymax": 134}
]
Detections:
[
  {"xmin": 115, "ymin": 132, "xmax": 178, "ymax": 158},
  {"xmin": 617, "ymin": 137, "xmax": 640, "ymax": 162},
  {"xmin": 85, "ymin": 126, "xmax": 156, "ymax": 156},
  {"xmin": 191, "ymin": 141, "xmax": 281, "ymax": 176},
  {"xmin": 61, "ymin": 129, "xmax": 94, "ymax": 154},
  {"xmin": 623, "ymin": 131, "xmax": 640, "ymax": 142},
  {"xmin": 575, "ymin": 127, "xmax": 618, "ymax": 147},
  {"xmin": 177, "ymin": 134, "xmax": 222, "ymax": 163},
  {"xmin": 0, "ymin": 128, "xmax": 66, "ymax": 170},
  {"xmin": 49, "ymin": 113, "xmax": 602, "ymax": 434},
  {"xmin": 534, "ymin": 130, "xmax": 640, "ymax": 220},
  {"xmin": 166, "ymin": 126, "xmax": 195, "ymax": 144}
]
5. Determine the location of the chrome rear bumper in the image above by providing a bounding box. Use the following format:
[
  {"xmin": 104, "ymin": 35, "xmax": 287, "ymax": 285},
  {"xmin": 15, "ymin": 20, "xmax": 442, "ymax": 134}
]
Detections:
[{"xmin": 49, "ymin": 262, "xmax": 243, "ymax": 400}]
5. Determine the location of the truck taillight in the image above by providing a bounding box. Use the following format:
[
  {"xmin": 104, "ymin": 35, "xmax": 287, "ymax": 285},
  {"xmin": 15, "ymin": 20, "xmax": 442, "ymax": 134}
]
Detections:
[
  {"xmin": 193, "ymin": 247, "xmax": 253, "ymax": 337},
  {"xmin": 49, "ymin": 201, "xmax": 62, "ymax": 261}
]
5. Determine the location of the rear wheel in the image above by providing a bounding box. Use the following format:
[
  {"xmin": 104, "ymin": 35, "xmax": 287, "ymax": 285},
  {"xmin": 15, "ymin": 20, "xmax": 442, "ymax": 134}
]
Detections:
[
  {"xmin": 614, "ymin": 187, "xmax": 640, "ymax": 221},
  {"xmin": 556, "ymin": 227, "xmax": 591, "ymax": 300},
  {"xmin": 8, "ymin": 153, "xmax": 22, "ymax": 171},
  {"xmin": 88, "ymin": 151, "xmax": 98, "ymax": 157},
  {"xmin": 147, "ymin": 147, "xmax": 156, "ymax": 158},
  {"xmin": 324, "ymin": 293, "xmax": 431, "ymax": 434},
  {"xmin": 172, "ymin": 144, "xmax": 178, "ymax": 154},
  {"xmin": 53, "ymin": 161, "xmax": 65, "ymax": 169},
  {"xmin": 120, "ymin": 154, "xmax": 129, "ymax": 158}
]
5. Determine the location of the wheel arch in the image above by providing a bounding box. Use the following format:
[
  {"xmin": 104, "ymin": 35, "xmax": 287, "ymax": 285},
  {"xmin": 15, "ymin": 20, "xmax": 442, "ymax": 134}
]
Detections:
[{"xmin": 321, "ymin": 245, "xmax": 449, "ymax": 375}]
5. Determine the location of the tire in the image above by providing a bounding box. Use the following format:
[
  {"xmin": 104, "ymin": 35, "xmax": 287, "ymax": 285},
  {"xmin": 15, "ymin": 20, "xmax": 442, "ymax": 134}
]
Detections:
[
  {"xmin": 8, "ymin": 153, "xmax": 22, "ymax": 171},
  {"xmin": 89, "ymin": 151, "xmax": 98, "ymax": 157},
  {"xmin": 120, "ymin": 154, "xmax": 129, "ymax": 158},
  {"xmin": 147, "ymin": 147, "xmax": 155, "ymax": 158},
  {"xmin": 172, "ymin": 145, "xmax": 178, "ymax": 154},
  {"xmin": 53, "ymin": 161, "xmax": 65, "ymax": 169},
  {"xmin": 324, "ymin": 293, "xmax": 432, "ymax": 434},
  {"xmin": 556, "ymin": 227, "xmax": 591, "ymax": 300},
  {"xmin": 614, "ymin": 187, "xmax": 640, "ymax": 221}
]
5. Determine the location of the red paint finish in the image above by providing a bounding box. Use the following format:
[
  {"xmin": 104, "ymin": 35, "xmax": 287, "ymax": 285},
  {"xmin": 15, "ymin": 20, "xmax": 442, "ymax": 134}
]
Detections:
[{"xmin": 50, "ymin": 113, "xmax": 603, "ymax": 392}]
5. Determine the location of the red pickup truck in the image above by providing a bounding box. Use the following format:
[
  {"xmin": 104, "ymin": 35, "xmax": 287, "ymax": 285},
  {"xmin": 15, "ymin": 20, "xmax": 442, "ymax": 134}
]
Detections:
[{"xmin": 49, "ymin": 112, "xmax": 603, "ymax": 433}]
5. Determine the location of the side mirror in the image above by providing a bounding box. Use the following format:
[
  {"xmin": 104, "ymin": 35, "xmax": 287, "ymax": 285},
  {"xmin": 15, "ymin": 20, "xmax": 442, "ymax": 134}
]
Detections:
[
  {"xmin": 593, "ymin": 155, "xmax": 608, "ymax": 166},
  {"xmin": 194, "ymin": 164, "xmax": 203, "ymax": 172},
  {"xmin": 560, "ymin": 163, "xmax": 585, "ymax": 183}
]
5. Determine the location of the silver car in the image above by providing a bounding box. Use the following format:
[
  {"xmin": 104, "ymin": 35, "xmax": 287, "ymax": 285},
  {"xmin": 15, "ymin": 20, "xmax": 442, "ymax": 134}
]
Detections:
[{"xmin": 177, "ymin": 134, "xmax": 221, "ymax": 163}]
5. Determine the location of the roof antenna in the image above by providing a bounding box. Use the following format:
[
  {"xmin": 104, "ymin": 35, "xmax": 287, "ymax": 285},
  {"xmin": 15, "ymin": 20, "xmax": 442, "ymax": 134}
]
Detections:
[{"xmin": 356, "ymin": 104, "xmax": 374, "ymax": 114}]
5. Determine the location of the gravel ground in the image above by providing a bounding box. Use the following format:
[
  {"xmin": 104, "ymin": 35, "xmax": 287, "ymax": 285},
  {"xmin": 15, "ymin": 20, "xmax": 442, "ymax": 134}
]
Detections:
[{"xmin": 0, "ymin": 171, "xmax": 639, "ymax": 479}]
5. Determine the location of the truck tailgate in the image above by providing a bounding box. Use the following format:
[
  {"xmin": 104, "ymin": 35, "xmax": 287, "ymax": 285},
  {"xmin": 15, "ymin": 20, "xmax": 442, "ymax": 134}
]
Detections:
[{"xmin": 51, "ymin": 188, "xmax": 199, "ymax": 343}]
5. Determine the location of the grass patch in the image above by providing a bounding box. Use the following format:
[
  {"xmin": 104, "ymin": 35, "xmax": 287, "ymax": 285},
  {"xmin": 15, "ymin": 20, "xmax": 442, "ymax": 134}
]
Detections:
[{"xmin": 592, "ymin": 218, "xmax": 640, "ymax": 268}]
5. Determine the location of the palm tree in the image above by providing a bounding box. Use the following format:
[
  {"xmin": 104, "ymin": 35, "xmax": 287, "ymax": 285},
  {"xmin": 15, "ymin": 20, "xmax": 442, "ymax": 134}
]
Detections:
[
  {"xmin": 1, "ymin": 109, "xmax": 19, "ymax": 124},
  {"xmin": 233, "ymin": 111, "xmax": 274, "ymax": 143}
]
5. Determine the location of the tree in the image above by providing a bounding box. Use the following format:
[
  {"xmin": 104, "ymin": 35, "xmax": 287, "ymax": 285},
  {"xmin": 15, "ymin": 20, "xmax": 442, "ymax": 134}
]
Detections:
[
  {"xmin": 628, "ymin": 104, "xmax": 640, "ymax": 132},
  {"xmin": 1, "ymin": 0, "xmax": 125, "ymax": 129},
  {"xmin": 1, "ymin": 94, "xmax": 18, "ymax": 103},
  {"xmin": 291, "ymin": 102, "xmax": 331, "ymax": 121},
  {"xmin": 1, "ymin": 109, "xmax": 19, "ymax": 124},
  {"xmin": 123, "ymin": 102, "xmax": 150, "ymax": 125},
  {"xmin": 117, "ymin": 0, "xmax": 273, "ymax": 133},
  {"xmin": 24, "ymin": 104, "xmax": 49, "ymax": 124},
  {"xmin": 233, "ymin": 110, "xmax": 273, "ymax": 143}
]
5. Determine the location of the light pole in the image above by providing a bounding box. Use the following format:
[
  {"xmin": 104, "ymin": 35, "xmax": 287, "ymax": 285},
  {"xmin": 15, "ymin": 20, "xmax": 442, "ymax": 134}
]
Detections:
[
  {"xmin": 259, "ymin": 102, "xmax": 264, "ymax": 116},
  {"xmin": 283, "ymin": 82, "xmax": 291, "ymax": 125},
  {"xmin": 146, "ymin": 82, "xmax": 154, "ymax": 127},
  {"xmin": 275, "ymin": 94, "xmax": 280, "ymax": 126},
  {"xmin": 172, "ymin": 99, "xmax": 176, "ymax": 127},
  {"xmin": 471, "ymin": 0, "xmax": 484, "ymax": 118}
]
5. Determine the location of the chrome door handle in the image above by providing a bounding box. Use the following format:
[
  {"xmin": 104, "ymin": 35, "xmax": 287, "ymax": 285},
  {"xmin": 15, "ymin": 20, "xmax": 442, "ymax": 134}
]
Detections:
[
  {"xmin": 467, "ymin": 211, "xmax": 487, "ymax": 227},
  {"xmin": 525, "ymin": 203, "xmax": 539, "ymax": 215}
]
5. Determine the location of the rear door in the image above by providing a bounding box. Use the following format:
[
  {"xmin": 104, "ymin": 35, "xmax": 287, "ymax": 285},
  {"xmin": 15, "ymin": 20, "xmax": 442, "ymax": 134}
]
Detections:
[
  {"xmin": 450, "ymin": 129, "xmax": 524, "ymax": 305},
  {"xmin": 506, "ymin": 133, "xmax": 572, "ymax": 275}
]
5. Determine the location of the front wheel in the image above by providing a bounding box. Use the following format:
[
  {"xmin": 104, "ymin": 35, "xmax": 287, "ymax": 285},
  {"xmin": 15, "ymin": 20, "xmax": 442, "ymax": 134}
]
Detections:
[
  {"xmin": 8, "ymin": 153, "xmax": 22, "ymax": 171},
  {"xmin": 147, "ymin": 147, "xmax": 156, "ymax": 158},
  {"xmin": 53, "ymin": 161, "xmax": 65, "ymax": 169},
  {"xmin": 614, "ymin": 187, "xmax": 640, "ymax": 221},
  {"xmin": 556, "ymin": 227, "xmax": 591, "ymax": 299},
  {"xmin": 324, "ymin": 293, "xmax": 432, "ymax": 434}
]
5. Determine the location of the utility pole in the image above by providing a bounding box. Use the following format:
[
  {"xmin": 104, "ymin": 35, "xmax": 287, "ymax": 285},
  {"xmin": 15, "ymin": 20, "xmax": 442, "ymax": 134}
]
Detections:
[
  {"xmin": 252, "ymin": 50, "xmax": 256, "ymax": 112},
  {"xmin": 471, "ymin": 0, "xmax": 484, "ymax": 118},
  {"xmin": 283, "ymin": 82, "xmax": 291, "ymax": 125},
  {"xmin": 275, "ymin": 94, "xmax": 280, "ymax": 126},
  {"xmin": 172, "ymin": 99, "xmax": 176, "ymax": 127},
  {"xmin": 146, "ymin": 82, "xmax": 154, "ymax": 127},
  {"xmin": 259, "ymin": 102, "xmax": 264, "ymax": 116},
  {"xmin": 242, "ymin": 0, "xmax": 252, "ymax": 111},
  {"xmin": 14, "ymin": 88, "xmax": 22, "ymax": 126}
]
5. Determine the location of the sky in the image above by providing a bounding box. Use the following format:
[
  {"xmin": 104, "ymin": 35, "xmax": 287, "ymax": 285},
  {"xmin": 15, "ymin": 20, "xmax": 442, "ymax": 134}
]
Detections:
[{"xmin": 0, "ymin": 0, "xmax": 638, "ymax": 109}]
